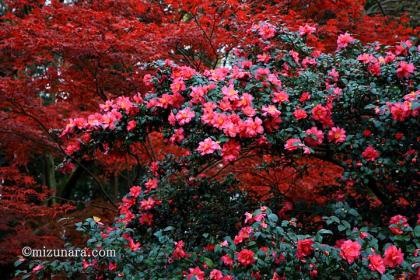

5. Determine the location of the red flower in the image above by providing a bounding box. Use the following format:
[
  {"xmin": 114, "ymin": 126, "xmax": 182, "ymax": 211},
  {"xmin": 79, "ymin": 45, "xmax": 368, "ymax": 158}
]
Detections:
[
  {"xmin": 389, "ymin": 215, "xmax": 409, "ymax": 235},
  {"xmin": 127, "ymin": 120, "xmax": 137, "ymax": 131},
  {"xmin": 396, "ymin": 61, "xmax": 415, "ymax": 79},
  {"xmin": 362, "ymin": 146, "xmax": 380, "ymax": 161},
  {"xmin": 129, "ymin": 186, "xmax": 142, "ymax": 198},
  {"xmin": 293, "ymin": 109, "xmax": 308, "ymax": 120},
  {"xmin": 187, "ymin": 267, "xmax": 205, "ymax": 280},
  {"xmin": 384, "ymin": 245, "xmax": 404, "ymax": 268},
  {"xmin": 222, "ymin": 140, "xmax": 241, "ymax": 163},
  {"xmin": 337, "ymin": 33, "xmax": 355, "ymax": 49},
  {"xmin": 237, "ymin": 249, "xmax": 255, "ymax": 266},
  {"xmin": 172, "ymin": 240, "xmax": 189, "ymax": 260},
  {"xmin": 328, "ymin": 127, "xmax": 346, "ymax": 144},
  {"xmin": 368, "ymin": 254, "xmax": 385, "ymax": 274},
  {"xmin": 197, "ymin": 138, "xmax": 221, "ymax": 155},
  {"xmin": 304, "ymin": 127, "xmax": 324, "ymax": 147},
  {"xmin": 339, "ymin": 240, "xmax": 361, "ymax": 264},
  {"xmin": 296, "ymin": 239, "xmax": 314, "ymax": 259}
]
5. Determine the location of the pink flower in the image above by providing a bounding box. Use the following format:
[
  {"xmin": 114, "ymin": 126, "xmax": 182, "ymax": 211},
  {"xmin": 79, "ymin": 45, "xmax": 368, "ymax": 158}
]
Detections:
[
  {"xmin": 357, "ymin": 53, "xmax": 376, "ymax": 64},
  {"xmin": 222, "ymin": 140, "xmax": 241, "ymax": 163},
  {"xmin": 311, "ymin": 104, "xmax": 328, "ymax": 122},
  {"xmin": 140, "ymin": 197, "xmax": 157, "ymax": 210},
  {"xmin": 362, "ymin": 146, "xmax": 380, "ymax": 162},
  {"xmin": 234, "ymin": 227, "xmax": 253, "ymax": 244},
  {"xmin": 296, "ymin": 239, "xmax": 314, "ymax": 259},
  {"xmin": 304, "ymin": 127, "xmax": 324, "ymax": 147},
  {"xmin": 284, "ymin": 138, "xmax": 304, "ymax": 151},
  {"xmin": 389, "ymin": 102, "xmax": 411, "ymax": 121},
  {"xmin": 328, "ymin": 68, "xmax": 339, "ymax": 82},
  {"xmin": 145, "ymin": 178, "xmax": 158, "ymax": 191},
  {"xmin": 299, "ymin": 24, "xmax": 316, "ymax": 36},
  {"xmin": 197, "ymin": 138, "xmax": 221, "ymax": 155},
  {"xmin": 170, "ymin": 78, "xmax": 186, "ymax": 94},
  {"xmin": 262, "ymin": 105, "xmax": 281, "ymax": 118},
  {"xmin": 389, "ymin": 215, "xmax": 409, "ymax": 235},
  {"xmin": 383, "ymin": 245, "xmax": 404, "ymax": 268},
  {"xmin": 299, "ymin": 92, "xmax": 311, "ymax": 103},
  {"xmin": 187, "ymin": 267, "xmax": 205, "ymax": 280},
  {"xmin": 243, "ymin": 117, "xmax": 264, "ymax": 137},
  {"xmin": 328, "ymin": 127, "xmax": 346, "ymax": 143},
  {"xmin": 221, "ymin": 254, "xmax": 233, "ymax": 266},
  {"xmin": 128, "ymin": 238, "xmax": 141, "ymax": 251},
  {"xmin": 176, "ymin": 107, "xmax": 195, "ymax": 125},
  {"xmin": 368, "ymin": 254, "xmax": 386, "ymax": 274},
  {"xmin": 210, "ymin": 269, "xmax": 224, "ymax": 280},
  {"xmin": 396, "ymin": 61, "xmax": 415, "ymax": 79},
  {"xmin": 222, "ymin": 84, "xmax": 239, "ymax": 101},
  {"xmin": 170, "ymin": 128, "xmax": 184, "ymax": 144},
  {"xmin": 337, "ymin": 33, "xmax": 355, "ymax": 50},
  {"xmin": 127, "ymin": 120, "xmax": 137, "ymax": 131},
  {"xmin": 293, "ymin": 109, "xmax": 308, "ymax": 120},
  {"xmin": 237, "ymin": 249, "xmax": 255, "ymax": 266},
  {"xmin": 143, "ymin": 74, "xmax": 154, "ymax": 86},
  {"xmin": 129, "ymin": 186, "xmax": 142, "ymax": 197},
  {"xmin": 339, "ymin": 240, "xmax": 361, "ymax": 264},
  {"xmin": 272, "ymin": 91, "xmax": 289, "ymax": 103},
  {"xmin": 172, "ymin": 240, "xmax": 189, "ymax": 260},
  {"xmin": 258, "ymin": 23, "xmax": 276, "ymax": 39}
]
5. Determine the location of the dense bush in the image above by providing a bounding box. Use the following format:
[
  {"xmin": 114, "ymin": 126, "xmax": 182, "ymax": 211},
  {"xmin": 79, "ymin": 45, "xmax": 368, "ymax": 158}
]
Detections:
[{"xmin": 16, "ymin": 23, "xmax": 419, "ymax": 279}]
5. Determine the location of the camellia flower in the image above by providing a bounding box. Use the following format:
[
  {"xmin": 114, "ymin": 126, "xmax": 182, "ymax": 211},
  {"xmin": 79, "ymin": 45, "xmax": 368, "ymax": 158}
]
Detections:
[
  {"xmin": 262, "ymin": 105, "xmax": 281, "ymax": 118},
  {"xmin": 388, "ymin": 215, "xmax": 409, "ymax": 235},
  {"xmin": 187, "ymin": 267, "xmax": 205, "ymax": 280},
  {"xmin": 145, "ymin": 178, "xmax": 158, "ymax": 192},
  {"xmin": 339, "ymin": 240, "xmax": 361, "ymax": 264},
  {"xmin": 328, "ymin": 127, "xmax": 346, "ymax": 143},
  {"xmin": 234, "ymin": 226, "xmax": 252, "ymax": 244},
  {"xmin": 311, "ymin": 104, "xmax": 328, "ymax": 122},
  {"xmin": 368, "ymin": 254, "xmax": 386, "ymax": 274},
  {"xmin": 197, "ymin": 138, "xmax": 221, "ymax": 155},
  {"xmin": 383, "ymin": 245, "xmax": 404, "ymax": 268},
  {"xmin": 129, "ymin": 186, "xmax": 142, "ymax": 198},
  {"xmin": 170, "ymin": 78, "xmax": 186, "ymax": 94},
  {"xmin": 258, "ymin": 23, "xmax": 276, "ymax": 39},
  {"xmin": 304, "ymin": 127, "xmax": 324, "ymax": 147},
  {"xmin": 272, "ymin": 91, "xmax": 289, "ymax": 103},
  {"xmin": 337, "ymin": 33, "xmax": 355, "ymax": 49},
  {"xmin": 176, "ymin": 107, "xmax": 195, "ymax": 126},
  {"xmin": 299, "ymin": 24, "xmax": 316, "ymax": 36},
  {"xmin": 237, "ymin": 249, "xmax": 255, "ymax": 266},
  {"xmin": 388, "ymin": 102, "xmax": 411, "ymax": 121},
  {"xmin": 221, "ymin": 254, "xmax": 233, "ymax": 266},
  {"xmin": 222, "ymin": 84, "xmax": 239, "ymax": 101},
  {"xmin": 293, "ymin": 109, "xmax": 308, "ymax": 120},
  {"xmin": 209, "ymin": 269, "xmax": 224, "ymax": 280},
  {"xmin": 284, "ymin": 138, "xmax": 304, "ymax": 151},
  {"xmin": 127, "ymin": 120, "xmax": 136, "ymax": 131},
  {"xmin": 299, "ymin": 92, "xmax": 311, "ymax": 102},
  {"xmin": 140, "ymin": 197, "xmax": 157, "ymax": 211},
  {"xmin": 222, "ymin": 140, "xmax": 241, "ymax": 163},
  {"xmin": 172, "ymin": 240, "xmax": 189, "ymax": 260},
  {"xmin": 296, "ymin": 239, "xmax": 314, "ymax": 259},
  {"xmin": 362, "ymin": 146, "xmax": 380, "ymax": 162},
  {"xmin": 396, "ymin": 61, "xmax": 415, "ymax": 79}
]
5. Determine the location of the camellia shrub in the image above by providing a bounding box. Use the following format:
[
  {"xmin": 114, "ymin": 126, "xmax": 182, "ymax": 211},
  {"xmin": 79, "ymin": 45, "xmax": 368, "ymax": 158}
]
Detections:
[{"xmin": 16, "ymin": 23, "xmax": 419, "ymax": 279}]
